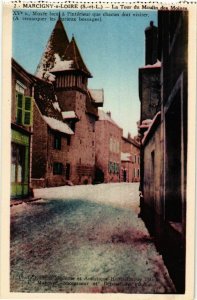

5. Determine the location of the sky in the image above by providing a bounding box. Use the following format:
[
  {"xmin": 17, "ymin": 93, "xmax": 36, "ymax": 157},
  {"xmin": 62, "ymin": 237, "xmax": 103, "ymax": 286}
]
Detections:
[{"xmin": 13, "ymin": 9, "xmax": 157, "ymax": 137}]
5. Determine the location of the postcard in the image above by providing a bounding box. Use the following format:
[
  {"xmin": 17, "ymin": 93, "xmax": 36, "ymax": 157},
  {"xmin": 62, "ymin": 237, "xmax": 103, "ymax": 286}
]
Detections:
[{"xmin": 1, "ymin": 1, "xmax": 196, "ymax": 299}]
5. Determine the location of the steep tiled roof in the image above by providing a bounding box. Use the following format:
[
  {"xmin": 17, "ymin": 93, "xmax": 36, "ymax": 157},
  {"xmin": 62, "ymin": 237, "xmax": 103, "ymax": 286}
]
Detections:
[
  {"xmin": 48, "ymin": 18, "xmax": 69, "ymax": 57},
  {"xmin": 43, "ymin": 116, "xmax": 74, "ymax": 135},
  {"xmin": 63, "ymin": 37, "xmax": 92, "ymax": 77},
  {"xmin": 34, "ymin": 78, "xmax": 62, "ymax": 119},
  {"xmin": 35, "ymin": 18, "xmax": 69, "ymax": 79},
  {"xmin": 34, "ymin": 77, "xmax": 73, "ymax": 135}
]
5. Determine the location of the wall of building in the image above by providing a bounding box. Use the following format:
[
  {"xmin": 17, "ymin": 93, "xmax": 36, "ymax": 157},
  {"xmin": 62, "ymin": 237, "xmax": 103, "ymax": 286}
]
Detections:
[
  {"xmin": 139, "ymin": 12, "xmax": 188, "ymax": 292},
  {"xmin": 143, "ymin": 124, "xmax": 162, "ymax": 215},
  {"xmin": 121, "ymin": 138, "xmax": 140, "ymax": 182},
  {"xmin": 56, "ymin": 90, "xmax": 96, "ymax": 185},
  {"xmin": 11, "ymin": 66, "xmax": 33, "ymax": 125},
  {"xmin": 31, "ymin": 103, "xmax": 48, "ymax": 188},
  {"xmin": 31, "ymin": 103, "xmax": 71, "ymax": 188},
  {"xmin": 45, "ymin": 130, "xmax": 69, "ymax": 187},
  {"xmin": 11, "ymin": 61, "xmax": 33, "ymax": 198},
  {"xmin": 139, "ymin": 67, "xmax": 160, "ymax": 122},
  {"xmin": 95, "ymin": 119, "xmax": 122, "ymax": 183}
]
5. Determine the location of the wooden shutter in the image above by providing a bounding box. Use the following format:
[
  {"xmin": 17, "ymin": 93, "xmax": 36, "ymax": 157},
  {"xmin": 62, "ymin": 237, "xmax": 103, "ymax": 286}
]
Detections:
[
  {"xmin": 23, "ymin": 96, "xmax": 33, "ymax": 126},
  {"xmin": 16, "ymin": 92, "xmax": 23, "ymax": 124}
]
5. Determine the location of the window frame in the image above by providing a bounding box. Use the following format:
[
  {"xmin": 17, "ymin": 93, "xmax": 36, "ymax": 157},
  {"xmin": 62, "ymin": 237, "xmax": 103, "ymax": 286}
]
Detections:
[
  {"xmin": 54, "ymin": 134, "xmax": 62, "ymax": 150},
  {"xmin": 16, "ymin": 91, "xmax": 33, "ymax": 126},
  {"xmin": 53, "ymin": 162, "xmax": 63, "ymax": 175}
]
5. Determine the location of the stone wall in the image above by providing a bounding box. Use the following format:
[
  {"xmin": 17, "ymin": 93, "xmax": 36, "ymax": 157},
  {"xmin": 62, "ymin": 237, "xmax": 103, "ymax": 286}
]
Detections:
[
  {"xmin": 139, "ymin": 67, "xmax": 160, "ymax": 122},
  {"xmin": 95, "ymin": 119, "xmax": 122, "ymax": 183},
  {"xmin": 56, "ymin": 90, "xmax": 96, "ymax": 185},
  {"xmin": 31, "ymin": 103, "xmax": 48, "ymax": 185}
]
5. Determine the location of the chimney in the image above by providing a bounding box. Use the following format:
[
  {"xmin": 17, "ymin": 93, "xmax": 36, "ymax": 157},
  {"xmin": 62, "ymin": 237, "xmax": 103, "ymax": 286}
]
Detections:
[
  {"xmin": 145, "ymin": 21, "xmax": 158, "ymax": 65},
  {"xmin": 127, "ymin": 132, "xmax": 131, "ymax": 140},
  {"xmin": 106, "ymin": 111, "xmax": 111, "ymax": 118}
]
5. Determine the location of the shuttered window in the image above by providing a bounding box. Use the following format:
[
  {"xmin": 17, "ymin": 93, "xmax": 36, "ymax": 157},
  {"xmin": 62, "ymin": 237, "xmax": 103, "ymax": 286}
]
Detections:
[
  {"xmin": 16, "ymin": 92, "xmax": 33, "ymax": 126},
  {"xmin": 16, "ymin": 93, "xmax": 23, "ymax": 124},
  {"xmin": 23, "ymin": 96, "xmax": 33, "ymax": 126}
]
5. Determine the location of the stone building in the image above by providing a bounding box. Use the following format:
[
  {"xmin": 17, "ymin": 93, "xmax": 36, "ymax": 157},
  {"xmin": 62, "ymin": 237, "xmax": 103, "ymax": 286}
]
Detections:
[
  {"xmin": 95, "ymin": 110, "xmax": 122, "ymax": 183},
  {"xmin": 139, "ymin": 12, "xmax": 188, "ymax": 292},
  {"xmin": 34, "ymin": 16, "xmax": 103, "ymax": 185},
  {"xmin": 11, "ymin": 59, "xmax": 34, "ymax": 198},
  {"xmin": 31, "ymin": 78, "xmax": 74, "ymax": 188},
  {"xmin": 121, "ymin": 135, "xmax": 140, "ymax": 182},
  {"xmin": 139, "ymin": 21, "xmax": 161, "ymax": 123}
]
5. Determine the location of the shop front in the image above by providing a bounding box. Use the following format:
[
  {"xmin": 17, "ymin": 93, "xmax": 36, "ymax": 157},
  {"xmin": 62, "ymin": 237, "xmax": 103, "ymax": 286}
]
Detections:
[{"xmin": 11, "ymin": 128, "xmax": 30, "ymax": 198}]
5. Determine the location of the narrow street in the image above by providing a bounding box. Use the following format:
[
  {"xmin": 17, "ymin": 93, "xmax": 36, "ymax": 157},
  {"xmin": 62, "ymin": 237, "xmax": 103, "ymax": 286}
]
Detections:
[{"xmin": 10, "ymin": 183, "xmax": 175, "ymax": 293}]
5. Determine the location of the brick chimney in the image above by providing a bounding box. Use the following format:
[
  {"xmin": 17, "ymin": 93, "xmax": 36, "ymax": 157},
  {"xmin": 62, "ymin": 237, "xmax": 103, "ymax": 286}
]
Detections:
[
  {"xmin": 127, "ymin": 132, "xmax": 131, "ymax": 140},
  {"xmin": 145, "ymin": 21, "xmax": 158, "ymax": 65},
  {"xmin": 106, "ymin": 111, "xmax": 111, "ymax": 118}
]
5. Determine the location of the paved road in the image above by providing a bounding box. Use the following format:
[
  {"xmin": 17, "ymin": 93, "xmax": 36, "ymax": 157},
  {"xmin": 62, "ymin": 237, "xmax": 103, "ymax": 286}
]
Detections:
[{"xmin": 10, "ymin": 183, "xmax": 175, "ymax": 293}]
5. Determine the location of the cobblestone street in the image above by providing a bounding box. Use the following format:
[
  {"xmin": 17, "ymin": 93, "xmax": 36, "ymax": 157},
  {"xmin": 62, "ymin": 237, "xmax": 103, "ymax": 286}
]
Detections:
[{"xmin": 10, "ymin": 183, "xmax": 175, "ymax": 293}]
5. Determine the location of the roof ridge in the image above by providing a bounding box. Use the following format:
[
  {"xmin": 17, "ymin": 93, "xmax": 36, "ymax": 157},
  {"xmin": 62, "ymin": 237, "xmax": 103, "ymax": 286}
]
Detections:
[
  {"xmin": 72, "ymin": 36, "xmax": 80, "ymax": 70},
  {"xmin": 63, "ymin": 36, "xmax": 92, "ymax": 77}
]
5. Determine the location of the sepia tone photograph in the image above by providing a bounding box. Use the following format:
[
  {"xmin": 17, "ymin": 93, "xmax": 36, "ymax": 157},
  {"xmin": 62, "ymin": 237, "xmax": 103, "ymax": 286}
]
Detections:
[{"xmin": 3, "ymin": 2, "xmax": 194, "ymax": 297}]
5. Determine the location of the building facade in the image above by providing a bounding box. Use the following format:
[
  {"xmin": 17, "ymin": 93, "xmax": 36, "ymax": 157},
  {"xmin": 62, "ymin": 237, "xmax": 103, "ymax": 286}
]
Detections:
[
  {"xmin": 121, "ymin": 135, "xmax": 140, "ymax": 182},
  {"xmin": 34, "ymin": 16, "xmax": 104, "ymax": 186},
  {"xmin": 95, "ymin": 111, "xmax": 122, "ymax": 183},
  {"xmin": 139, "ymin": 12, "xmax": 188, "ymax": 292},
  {"xmin": 11, "ymin": 59, "xmax": 34, "ymax": 198},
  {"xmin": 31, "ymin": 78, "xmax": 74, "ymax": 188}
]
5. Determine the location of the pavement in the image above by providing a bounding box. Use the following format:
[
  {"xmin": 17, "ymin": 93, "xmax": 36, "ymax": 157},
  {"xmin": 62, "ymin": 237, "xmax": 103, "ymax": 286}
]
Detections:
[
  {"xmin": 10, "ymin": 183, "xmax": 176, "ymax": 294},
  {"xmin": 10, "ymin": 197, "xmax": 41, "ymax": 207}
]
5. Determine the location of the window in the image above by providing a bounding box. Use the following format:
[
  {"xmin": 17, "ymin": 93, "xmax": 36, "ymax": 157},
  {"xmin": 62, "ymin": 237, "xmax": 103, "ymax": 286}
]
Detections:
[
  {"xmin": 114, "ymin": 163, "xmax": 119, "ymax": 174},
  {"xmin": 16, "ymin": 92, "xmax": 33, "ymax": 126},
  {"xmin": 108, "ymin": 162, "xmax": 119, "ymax": 174},
  {"xmin": 137, "ymin": 169, "xmax": 140, "ymax": 178},
  {"xmin": 54, "ymin": 134, "xmax": 61, "ymax": 150},
  {"xmin": 53, "ymin": 162, "xmax": 63, "ymax": 175}
]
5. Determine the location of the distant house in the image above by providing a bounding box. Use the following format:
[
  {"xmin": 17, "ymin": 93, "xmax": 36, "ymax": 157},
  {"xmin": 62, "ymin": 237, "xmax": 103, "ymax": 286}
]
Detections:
[
  {"xmin": 95, "ymin": 110, "xmax": 122, "ymax": 183},
  {"xmin": 11, "ymin": 59, "xmax": 34, "ymax": 198},
  {"xmin": 35, "ymin": 16, "xmax": 104, "ymax": 185},
  {"xmin": 121, "ymin": 135, "xmax": 140, "ymax": 182}
]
